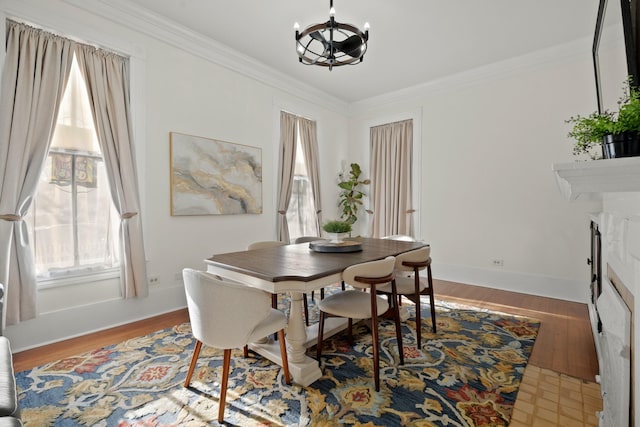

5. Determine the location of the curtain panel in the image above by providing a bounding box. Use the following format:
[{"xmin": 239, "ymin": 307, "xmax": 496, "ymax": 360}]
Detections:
[
  {"xmin": 297, "ymin": 117, "xmax": 322, "ymax": 235},
  {"xmin": 369, "ymin": 119, "xmax": 414, "ymax": 238},
  {"xmin": 277, "ymin": 111, "xmax": 297, "ymax": 243},
  {"xmin": 0, "ymin": 21, "xmax": 74, "ymax": 325},
  {"xmin": 75, "ymin": 45, "xmax": 148, "ymax": 298}
]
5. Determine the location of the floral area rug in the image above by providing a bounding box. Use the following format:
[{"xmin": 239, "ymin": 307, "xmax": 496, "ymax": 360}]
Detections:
[{"xmin": 16, "ymin": 300, "xmax": 539, "ymax": 426}]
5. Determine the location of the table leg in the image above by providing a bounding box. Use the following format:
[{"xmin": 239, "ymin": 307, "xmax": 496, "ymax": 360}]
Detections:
[
  {"xmin": 250, "ymin": 291, "xmax": 323, "ymax": 386},
  {"xmin": 286, "ymin": 291, "xmax": 309, "ymax": 363}
]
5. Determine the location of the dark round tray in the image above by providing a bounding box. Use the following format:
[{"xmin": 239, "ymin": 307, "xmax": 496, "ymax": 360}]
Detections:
[{"xmin": 309, "ymin": 240, "xmax": 363, "ymax": 253}]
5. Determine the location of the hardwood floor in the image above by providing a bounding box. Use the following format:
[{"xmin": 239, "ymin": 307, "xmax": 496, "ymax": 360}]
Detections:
[
  {"xmin": 13, "ymin": 280, "xmax": 598, "ymax": 383},
  {"xmin": 434, "ymin": 279, "xmax": 599, "ymax": 381}
]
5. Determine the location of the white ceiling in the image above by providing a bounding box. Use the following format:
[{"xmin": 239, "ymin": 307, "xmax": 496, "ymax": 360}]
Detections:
[{"xmin": 126, "ymin": 0, "xmax": 599, "ymax": 103}]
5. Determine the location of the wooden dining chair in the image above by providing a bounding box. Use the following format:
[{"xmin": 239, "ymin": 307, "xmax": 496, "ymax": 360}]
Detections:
[
  {"xmin": 182, "ymin": 268, "xmax": 291, "ymax": 423},
  {"xmin": 377, "ymin": 246, "xmax": 435, "ymax": 348},
  {"xmin": 316, "ymin": 256, "xmax": 404, "ymax": 391}
]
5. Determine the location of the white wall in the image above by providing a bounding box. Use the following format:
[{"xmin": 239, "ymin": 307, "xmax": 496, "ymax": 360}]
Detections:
[
  {"xmin": 0, "ymin": 0, "xmax": 348, "ymax": 351},
  {"xmin": 348, "ymin": 42, "xmax": 603, "ymax": 302}
]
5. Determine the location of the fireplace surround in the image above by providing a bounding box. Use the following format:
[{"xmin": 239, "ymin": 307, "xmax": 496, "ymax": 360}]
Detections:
[{"xmin": 553, "ymin": 157, "xmax": 640, "ymax": 427}]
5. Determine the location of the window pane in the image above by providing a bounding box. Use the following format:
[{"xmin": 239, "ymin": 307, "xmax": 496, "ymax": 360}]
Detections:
[
  {"xmin": 29, "ymin": 156, "xmax": 74, "ymax": 272},
  {"xmin": 76, "ymin": 158, "xmax": 119, "ymax": 268}
]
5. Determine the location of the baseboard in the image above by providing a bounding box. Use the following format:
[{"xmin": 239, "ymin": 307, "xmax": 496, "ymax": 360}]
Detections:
[
  {"xmin": 434, "ymin": 263, "xmax": 588, "ymax": 304},
  {"xmin": 5, "ymin": 285, "xmax": 187, "ymax": 353}
]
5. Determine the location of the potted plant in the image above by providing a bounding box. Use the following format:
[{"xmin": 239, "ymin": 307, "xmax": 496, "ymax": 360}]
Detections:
[
  {"xmin": 338, "ymin": 163, "xmax": 370, "ymax": 229},
  {"xmin": 567, "ymin": 79, "xmax": 640, "ymax": 159},
  {"xmin": 322, "ymin": 220, "xmax": 352, "ymax": 243}
]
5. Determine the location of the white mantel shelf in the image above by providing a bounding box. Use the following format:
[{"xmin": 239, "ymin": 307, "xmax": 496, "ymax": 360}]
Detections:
[{"xmin": 552, "ymin": 157, "xmax": 640, "ymax": 200}]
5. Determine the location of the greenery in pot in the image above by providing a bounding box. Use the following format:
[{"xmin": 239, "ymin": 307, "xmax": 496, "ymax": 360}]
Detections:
[
  {"xmin": 322, "ymin": 220, "xmax": 352, "ymax": 234},
  {"xmin": 338, "ymin": 163, "xmax": 370, "ymax": 226},
  {"xmin": 567, "ymin": 79, "xmax": 640, "ymax": 158}
]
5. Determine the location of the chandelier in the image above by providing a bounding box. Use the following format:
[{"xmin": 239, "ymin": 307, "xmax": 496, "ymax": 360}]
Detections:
[{"xmin": 294, "ymin": 0, "xmax": 369, "ymax": 71}]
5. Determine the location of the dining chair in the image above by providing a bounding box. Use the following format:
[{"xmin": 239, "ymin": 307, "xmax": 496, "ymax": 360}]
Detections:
[
  {"xmin": 381, "ymin": 234, "xmax": 416, "ymax": 242},
  {"xmin": 316, "ymin": 256, "xmax": 404, "ymax": 391},
  {"xmin": 182, "ymin": 268, "xmax": 291, "ymax": 423},
  {"xmin": 377, "ymin": 246, "xmax": 435, "ymax": 348}
]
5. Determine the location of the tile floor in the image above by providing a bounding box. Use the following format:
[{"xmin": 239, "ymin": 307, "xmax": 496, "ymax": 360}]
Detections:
[{"xmin": 510, "ymin": 365, "xmax": 603, "ymax": 427}]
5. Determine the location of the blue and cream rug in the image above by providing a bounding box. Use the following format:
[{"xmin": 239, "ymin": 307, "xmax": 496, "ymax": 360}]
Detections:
[{"xmin": 16, "ymin": 301, "xmax": 539, "ymax": 426}]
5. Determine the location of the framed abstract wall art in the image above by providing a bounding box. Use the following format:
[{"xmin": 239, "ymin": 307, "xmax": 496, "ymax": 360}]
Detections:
[{"xmin": 170, "ymin": 132, "xmax": 262, "ymax": 215}]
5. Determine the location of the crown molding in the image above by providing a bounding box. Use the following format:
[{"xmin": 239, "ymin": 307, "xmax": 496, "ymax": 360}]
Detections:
[
  {"xmin": 60, "ymin": 0, "xmax": 349, "ymax": 115},
  {"xmin": 349, "ymin": 36, "xmax": 593, "ymax": 116}
]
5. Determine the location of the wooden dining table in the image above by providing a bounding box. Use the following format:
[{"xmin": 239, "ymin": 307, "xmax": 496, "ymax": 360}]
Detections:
[{"xmin": 205, "ymin": 237, "xmax": 426, "ymax": 386}]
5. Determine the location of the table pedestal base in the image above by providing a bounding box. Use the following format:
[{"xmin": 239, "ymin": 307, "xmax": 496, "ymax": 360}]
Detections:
[{"xmin": 249, "ymin": 316, "xmax": 349, "ymax": 386}]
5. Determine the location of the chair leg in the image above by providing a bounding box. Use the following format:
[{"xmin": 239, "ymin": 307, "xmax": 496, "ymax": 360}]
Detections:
[
  {"xmin": 390, "ymin": 280, "xmax": 405, "ymax": 366},
  {"xmin": 414, "ymin": 270, "xmax": 423, "ymax": 349},
  {"xmin": 218, "ymin": 349, "xmax": 231, "ymax": 423},
  {"xmin": 278, "ymin": 329, "xmax": 291, "ymax": 384},
  {"xmin": 347, "ymin": 318, "xmax": 353, "ymax": 345},
  {"xmin": 427, "ymin": 264, "xmax": 437, "ymax": 333},
  {"xmin": 303, "ymin": 293, "xmax": 310, "ymax": 326},
  {"xmin": 320, "ymin": 287, "xmax": 325, "ymax": 299},
  {"xmin": 272, "ymin": 294, "xmax": 279, "ymax": 340},
  {"xmin": 316, "ymin": 311, "xmax": 326, "ymax": 363},
  {"xmin": 184, "ymin": 339, "xmax": 202, "ymax": 387},
  {"xmin": 243, "ymin": 345, "xmax": 249, "ymax": 358},
  {"xmin": 369, "ymin": 288, "xmax": 381, "ymax": 392}
]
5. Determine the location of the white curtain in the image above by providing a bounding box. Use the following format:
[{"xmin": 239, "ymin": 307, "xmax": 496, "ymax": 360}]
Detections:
[
  {"xmin": 277, "ymin": 111, "xmax": 297, "ymax": 242},
  {"xmin": 75, "ymin": 45, "xmax": 148, "ymax": 298},
  {"xmin": 298, "ymin": 117, "xmax": 322, "ymax": 235},
  {"xmin": 369, "ymin": 119, "xmax": 414, "ymax": 238},
  {"xmin": 0, "ymin": 21, "xmax": 74, "ymax": 325}
]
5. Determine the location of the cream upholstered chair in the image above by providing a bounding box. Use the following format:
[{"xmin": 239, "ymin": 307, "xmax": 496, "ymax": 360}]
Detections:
[
  {"xmin": 182, "ymin": 268, "xmax": 291, "ymax": 423},
  {"xmin": 316, "ymin": 256, "xmax": 404, "ymax": 391},
  {"xmin": 377, "ymin": 246, "xmax": 435, "ymax": 348}
]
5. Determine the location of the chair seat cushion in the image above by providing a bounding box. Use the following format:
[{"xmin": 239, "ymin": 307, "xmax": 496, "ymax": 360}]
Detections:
[
  {"xmin": 377, "ymin": 276, "xmax": 427, "ymax": 295},
  {"xmin": 247, "ymin": 309, "xmax": 287, "ymax": 343},
  {"xmin": 319, "ymin": 290, "xmax": 388, "ymax": 319},
  {"xmin": 0, "ymin": 337, "xmax": 18, "ymax": 419},
  {"xmin": 0, "ymin": 418, "xmax": 22, "ymax": 427}
]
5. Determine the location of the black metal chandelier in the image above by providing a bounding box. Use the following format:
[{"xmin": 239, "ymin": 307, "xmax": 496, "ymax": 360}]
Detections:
[{"xmin": 294, "ymin": 0, "xmax": 369, "ymax": 71}]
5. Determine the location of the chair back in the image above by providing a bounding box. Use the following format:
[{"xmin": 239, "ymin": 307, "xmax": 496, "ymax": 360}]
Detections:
[
  {"xmin": 247, "ymin": 241, "xmax": 287, "ymax": 250},
  {"xmin": 294, "ymin": 236, "xmax": 321, "ymax": 244},
  {"xmin": 182, "ymin": 268, "xmax": 272, "ymax": 349},
  {"xmin": 342, "ymin": 256, "xmax": 395, "ymax": 290},
  {"xmin": 381, "ymin": 234, "xmax": 416, "ymax": 242},
  {"xmin": 394, "ymin": 246, "xmax": 431, "ymax": 273}
]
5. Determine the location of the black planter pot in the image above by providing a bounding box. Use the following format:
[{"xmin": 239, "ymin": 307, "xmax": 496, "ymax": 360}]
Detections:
[{"xmin": 602, "ymin": 131, "xmax": 640, "ymax": 159}]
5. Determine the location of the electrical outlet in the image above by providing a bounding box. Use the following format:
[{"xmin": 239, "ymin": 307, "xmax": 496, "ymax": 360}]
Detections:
[
  {"xmin": 174, "ymin": 272, "xmax": 183, "ymax": 282},
  {"xmin": 492, "ymin": 259, "xmax": 504, "ymax": 267},
  {"xmin": 148, "ymin": 276, "xmax": 159, "ymax": 285}
]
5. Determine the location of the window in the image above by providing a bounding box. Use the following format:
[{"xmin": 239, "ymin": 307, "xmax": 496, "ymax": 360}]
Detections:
[
  {"xmin": 286, "ymin": 126, "xmax": 317, "ymax": 241},
  {"xmin": 26, "ymin": 55, "xmax": 119, "ymax": 280}
]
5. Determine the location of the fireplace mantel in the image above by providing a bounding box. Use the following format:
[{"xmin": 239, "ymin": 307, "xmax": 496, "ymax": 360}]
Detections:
[{"xmin": 552, "ymin": 157, "xmax": 640, "ymax": 200}]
